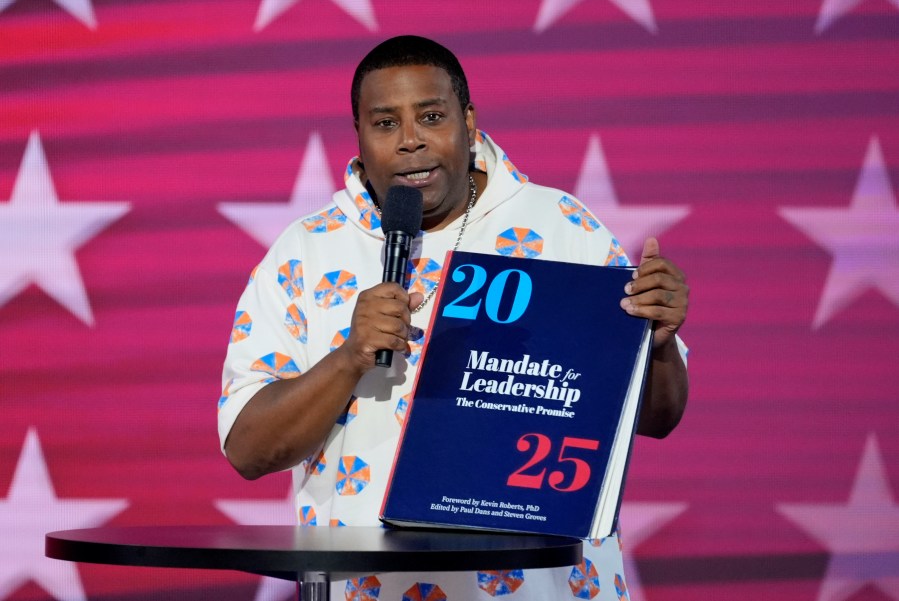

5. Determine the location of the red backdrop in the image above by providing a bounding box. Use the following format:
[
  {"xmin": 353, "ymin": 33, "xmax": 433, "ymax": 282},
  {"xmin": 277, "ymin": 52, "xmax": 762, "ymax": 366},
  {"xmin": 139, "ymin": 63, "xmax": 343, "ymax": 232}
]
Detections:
[{"xmin": 1, "ymin": 1, "xmax": 898, "ymax": 600}]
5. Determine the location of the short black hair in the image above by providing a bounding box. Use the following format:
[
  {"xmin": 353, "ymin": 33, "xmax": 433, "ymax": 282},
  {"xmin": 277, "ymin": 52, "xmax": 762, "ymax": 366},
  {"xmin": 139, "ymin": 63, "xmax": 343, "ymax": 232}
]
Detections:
[{"xmin": 351, "ymin": 35, "xmax": 471, "ymax": 122}]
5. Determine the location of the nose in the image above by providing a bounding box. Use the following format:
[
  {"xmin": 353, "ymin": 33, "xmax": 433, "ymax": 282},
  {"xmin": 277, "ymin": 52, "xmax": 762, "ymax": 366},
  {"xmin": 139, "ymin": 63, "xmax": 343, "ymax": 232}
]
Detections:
[{"xmin": 398, "ymin": 121, "xmax": 425, "ymax": 153}]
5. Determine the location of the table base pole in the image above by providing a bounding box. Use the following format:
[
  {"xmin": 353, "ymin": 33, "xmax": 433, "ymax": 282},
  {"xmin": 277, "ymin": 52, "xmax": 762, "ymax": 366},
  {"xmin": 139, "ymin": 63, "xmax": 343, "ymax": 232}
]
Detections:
[{"xmin": 297, "ymin": 571, "xmax": 330, "ymax": 601}]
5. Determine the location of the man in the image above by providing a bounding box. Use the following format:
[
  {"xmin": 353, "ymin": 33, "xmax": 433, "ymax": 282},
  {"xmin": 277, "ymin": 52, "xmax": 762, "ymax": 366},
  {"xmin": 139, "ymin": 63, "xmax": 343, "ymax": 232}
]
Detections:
[{"xmin": 218, "ymin": 35, "xmax": 688, "ymax": 599}]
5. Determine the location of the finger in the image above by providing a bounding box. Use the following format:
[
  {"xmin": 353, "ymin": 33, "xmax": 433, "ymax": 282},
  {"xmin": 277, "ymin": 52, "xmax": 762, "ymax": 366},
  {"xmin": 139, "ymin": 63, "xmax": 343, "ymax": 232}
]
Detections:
[
  {"xmin": 626, "ymin": 271, "xmax": 688, "ymax": 296},
  {"xmin": 351, "ymin": 295, "xmax": 412, "ymax": 342},
  {"xmin": 408, "ymin": 291, "xmax": 424, "ymax": 310},
  {"xmin": 358, "ymin": 291, "xmax": 413, "ymax": 319},
  {"xmin": 627, "ymin": 287, "xmax": 688, "ymax": 310},
  {"xmin": 370, "ymin": 281, "xmax": 410, "ymax": 301},
  {"xmin": 620, "ymin": 294, "xmax": 686, "ymax": 324},
  {"xmin": 355, "ymin": 334, "xmax": 410, "ymax": 366},
  {"xmin": 620, "ymin": 283, "xmax": 688, "ymax": 317},
  {"xmin": 372, "ymin": 332, "xmax": 411, "ymax": 353},
  {"xmin": 356, "ymin": 315, "xmax": 412, "ymax": 349},
  {"xmin": 374, "ymin": 313, "xmax": 413, "ymax": 338},
  {"xmin": 622, "ymin": 287, "xmax": 685, "ymax": 310},
  {"xmin": 639, "ymin": 237, "xmax": 660, "ymax": 265},
  {"xmin": 631, "ymin": 258, "xmax": 686, "ymax": 289}
]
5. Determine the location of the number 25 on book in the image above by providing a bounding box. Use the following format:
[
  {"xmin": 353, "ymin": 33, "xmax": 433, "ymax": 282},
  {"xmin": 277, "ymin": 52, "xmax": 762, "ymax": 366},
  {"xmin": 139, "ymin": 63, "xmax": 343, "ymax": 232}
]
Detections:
[{"xmin": 509, "ymin": 434, "xmax": 600, "ymax": 493}]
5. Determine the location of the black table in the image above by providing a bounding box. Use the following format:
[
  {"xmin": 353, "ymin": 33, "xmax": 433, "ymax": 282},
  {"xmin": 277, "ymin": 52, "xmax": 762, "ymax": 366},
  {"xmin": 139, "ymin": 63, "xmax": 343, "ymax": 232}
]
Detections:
[{"xmin": 46, "ymin": 525, "xmax": 582, "ymax": 601}]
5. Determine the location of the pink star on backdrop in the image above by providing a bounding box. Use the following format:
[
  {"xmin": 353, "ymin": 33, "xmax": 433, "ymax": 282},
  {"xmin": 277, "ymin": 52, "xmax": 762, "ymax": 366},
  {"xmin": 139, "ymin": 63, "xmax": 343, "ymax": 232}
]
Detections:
[
  {"xmin": 0, "ymin": 131, "xmax": 130, "ymax": 326},
  {"xmin": 778, "ymin": 136, "xmax": 899, "ymax": 329},
  {"xmin": 776, "ymin": 434, "xmax": 899, "ymax": 601},
  {"xmin": 218, "ymin": 132, "xmax": 337, "ymax": 248},
  {"xmin": 0, "ymin": 0, "xmax": 96, "ymax": 29},
  {"xmin": 619, "ymin": 501, "xmax": 688, "ymax": 601},
  {"xmin": 0, "ymin": 429, "xmax": 128, "ymax": 601},
  {"xmin": 254, "ymin": 0, "xmax": 377, "ymax": 32},
  {"xmin": 215, "ymin": 488, "xmax": 297, "ymax": 601},
  {"xmin": 534, "ymin": 0, "xmax": 657, "ymax": 33},
  {"xmin": 816, "ymin": 0, "xmax": 899, "ymax": 34},
  {"xmin": 573, "ymin": 134, "xmax": 690, "ymax": 262}
]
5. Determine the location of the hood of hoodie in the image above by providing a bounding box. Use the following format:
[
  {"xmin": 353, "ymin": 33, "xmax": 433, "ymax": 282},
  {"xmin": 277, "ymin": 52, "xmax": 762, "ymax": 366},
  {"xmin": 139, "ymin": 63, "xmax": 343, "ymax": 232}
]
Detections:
[{"xmin": 333, "ymin": 130, "xmax": 529, "ymax": 240}]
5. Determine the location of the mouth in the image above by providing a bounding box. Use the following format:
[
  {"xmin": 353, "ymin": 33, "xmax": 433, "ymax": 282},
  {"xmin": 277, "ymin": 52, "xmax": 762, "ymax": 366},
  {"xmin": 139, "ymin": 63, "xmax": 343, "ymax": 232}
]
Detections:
[{"xmin": 396, "ymin": 167, "xmax": 438, "ymax": 186}]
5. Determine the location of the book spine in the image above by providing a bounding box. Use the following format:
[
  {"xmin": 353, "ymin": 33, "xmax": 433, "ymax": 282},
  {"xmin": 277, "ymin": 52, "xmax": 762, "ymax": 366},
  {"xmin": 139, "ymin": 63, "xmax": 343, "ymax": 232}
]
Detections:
[{"xmin": 598, "ymin": 323, "xmax": 653, "ymax": 538}]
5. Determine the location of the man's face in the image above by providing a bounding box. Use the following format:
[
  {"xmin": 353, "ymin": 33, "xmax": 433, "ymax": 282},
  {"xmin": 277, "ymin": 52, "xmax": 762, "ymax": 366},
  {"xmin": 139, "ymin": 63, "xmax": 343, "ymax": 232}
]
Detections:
[{"xmin": 355, "ymin": 65, "xmax": 476, "ymax": 232}]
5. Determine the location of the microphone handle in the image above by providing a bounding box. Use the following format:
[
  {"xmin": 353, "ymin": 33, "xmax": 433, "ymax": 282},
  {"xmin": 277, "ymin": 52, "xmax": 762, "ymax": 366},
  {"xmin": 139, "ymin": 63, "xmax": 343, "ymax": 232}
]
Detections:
[
  {"xmin": 374, "ymin": 348, "xmax": 394, "ymax": 368},
  {"xmin": 375, "ymin": 231, "xmax": 413, "ymax": 368}
]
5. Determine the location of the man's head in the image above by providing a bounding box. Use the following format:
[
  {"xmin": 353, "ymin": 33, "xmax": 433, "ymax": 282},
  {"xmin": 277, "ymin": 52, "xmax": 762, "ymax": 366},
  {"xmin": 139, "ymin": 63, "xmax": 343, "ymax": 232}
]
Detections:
[
  {"xmin": 352, "ymin": 36, "xmax": 478, "ymax": 232},
  {"xmin": 351, "ymin": 35, "xmax": 470, "ymax": 124}
]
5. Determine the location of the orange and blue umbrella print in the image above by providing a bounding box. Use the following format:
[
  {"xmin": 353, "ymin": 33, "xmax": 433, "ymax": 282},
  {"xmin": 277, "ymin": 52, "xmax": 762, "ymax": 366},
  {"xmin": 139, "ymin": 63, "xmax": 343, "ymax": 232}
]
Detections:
[{"xmin": 314, "ymin": 270, "xmax": 357, "ymax": 308}]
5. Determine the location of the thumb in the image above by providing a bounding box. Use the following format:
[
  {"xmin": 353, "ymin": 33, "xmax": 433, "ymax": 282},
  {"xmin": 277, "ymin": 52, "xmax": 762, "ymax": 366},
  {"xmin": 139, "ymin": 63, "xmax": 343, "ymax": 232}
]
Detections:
[
  {"xmin": 640, "ymin": 237, "xmax": 660, "ymax": 265},
  {"xmin": 408, "ymin": 291, "xmax": 424, "ymax": 310}
]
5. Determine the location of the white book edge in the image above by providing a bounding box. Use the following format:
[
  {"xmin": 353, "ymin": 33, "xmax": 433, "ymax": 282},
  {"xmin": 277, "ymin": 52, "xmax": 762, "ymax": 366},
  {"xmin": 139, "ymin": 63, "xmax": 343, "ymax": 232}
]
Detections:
[{"xmin": 589, "ymin": 324, "xmax": 653, "ymax": 539}]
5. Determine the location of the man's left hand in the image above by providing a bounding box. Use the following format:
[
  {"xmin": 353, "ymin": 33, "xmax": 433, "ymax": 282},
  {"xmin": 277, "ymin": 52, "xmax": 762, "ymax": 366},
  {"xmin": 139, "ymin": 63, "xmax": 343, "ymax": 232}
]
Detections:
[{"xmin": 619, "ymin": 237, "xmax": 688, "ymax": 348}]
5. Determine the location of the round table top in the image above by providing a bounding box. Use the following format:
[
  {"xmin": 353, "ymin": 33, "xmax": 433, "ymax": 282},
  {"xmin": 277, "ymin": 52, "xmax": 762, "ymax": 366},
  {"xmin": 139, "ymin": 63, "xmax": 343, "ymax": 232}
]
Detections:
[{"xmin": 46, "ymin": 525, "xmax": 582, "ymax": 580}]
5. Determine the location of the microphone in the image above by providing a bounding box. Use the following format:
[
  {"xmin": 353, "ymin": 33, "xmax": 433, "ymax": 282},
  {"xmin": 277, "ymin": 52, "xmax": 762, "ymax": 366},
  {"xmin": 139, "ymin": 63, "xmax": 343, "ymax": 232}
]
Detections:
[{"xmin": 375, "ymin": 185, "xmax": 423, "ymax": 368}]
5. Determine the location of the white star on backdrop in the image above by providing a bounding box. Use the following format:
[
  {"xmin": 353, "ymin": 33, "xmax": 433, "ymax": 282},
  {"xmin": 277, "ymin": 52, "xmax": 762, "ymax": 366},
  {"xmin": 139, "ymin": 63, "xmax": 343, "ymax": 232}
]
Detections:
[
  {"xmin": 573, "ymin": 134, "xmax": 690, "ymax": 262},
  {"xmin": 816, "ymin": 0, "xmax": 899, "ymax": 33},
  {"xmin": 534, "ymin": 0, "xmax": 657, "ymax": 33},
  {"xmin": 0, "ymin": 429, "xmax": 128, "ymax": 601},
  {"xmin": 778, "ymin": 136, "xmax": 899, "ymax": 329},
  {"xmin": 776, "ymin": 434, "xmax": 899, "ymax": 601},
  {"xmin": 216, "ymin": 489, "xmax": 297, "ymax": 601},
  {"xmin": 254, "ymin": 0, "xmax": 377, "ymax": 32},
  {"xmin": 0, "ymin": 0, "xmax": 96, "ymax": 29},
  {"xmin": 218, "ymin": 132, "xmax": 337, "ymax": 248},
  {"xmin": 619, "ymin": 501, "xmax": 688, "ymax": 601},
  {"xmin": 0, "ymin": 131, "xmax": 130, "ymax": 326}
]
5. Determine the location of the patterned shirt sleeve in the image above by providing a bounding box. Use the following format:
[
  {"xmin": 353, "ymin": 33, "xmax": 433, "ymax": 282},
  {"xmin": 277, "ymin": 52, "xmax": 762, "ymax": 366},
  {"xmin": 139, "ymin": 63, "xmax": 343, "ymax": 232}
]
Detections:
[{"xmin": 217, "ymin": 258, "xmax": 310, "ymax": 452}]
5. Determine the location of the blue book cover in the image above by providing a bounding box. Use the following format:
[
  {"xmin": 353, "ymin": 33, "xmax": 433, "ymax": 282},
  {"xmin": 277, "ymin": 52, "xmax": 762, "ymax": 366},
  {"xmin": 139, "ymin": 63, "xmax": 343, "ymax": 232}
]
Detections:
[{"xmin": 380, "ymin": 251, "xmax": 652, "ymax": 539}]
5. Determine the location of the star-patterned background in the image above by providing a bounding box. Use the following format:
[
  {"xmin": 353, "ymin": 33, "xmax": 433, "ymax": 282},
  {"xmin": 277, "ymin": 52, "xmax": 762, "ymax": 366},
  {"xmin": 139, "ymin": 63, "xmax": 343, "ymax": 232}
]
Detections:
[{"xmin": 1, "ymin": 1, "xmax": 897, "ymax": 600}]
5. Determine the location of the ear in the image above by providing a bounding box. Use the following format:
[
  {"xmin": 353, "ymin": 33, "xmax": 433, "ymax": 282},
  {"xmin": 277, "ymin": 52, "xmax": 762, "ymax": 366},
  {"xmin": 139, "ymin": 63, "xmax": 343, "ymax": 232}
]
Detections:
[
  {"xmin": 465, "ymin": 103, "xmax": 477, "ymax": 148},
  {"xmin": 353, "ymin": 120, "xmax": 363, "ymax": 161}
]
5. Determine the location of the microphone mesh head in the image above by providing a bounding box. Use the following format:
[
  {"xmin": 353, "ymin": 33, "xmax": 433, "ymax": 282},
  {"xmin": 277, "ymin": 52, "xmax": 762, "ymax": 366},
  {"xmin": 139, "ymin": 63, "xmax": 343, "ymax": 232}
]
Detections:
[{"xmin": 381, "ymin": 186, "xmax": 423, "ymax": 235}]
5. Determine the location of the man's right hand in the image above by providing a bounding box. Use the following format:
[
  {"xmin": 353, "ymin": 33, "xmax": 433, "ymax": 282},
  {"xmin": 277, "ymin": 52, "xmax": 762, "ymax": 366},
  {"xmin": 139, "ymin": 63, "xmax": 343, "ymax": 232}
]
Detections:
[
  {"xmin": 339, "ymin": 282, "xmax": 423, "ymax": 372},
  {"xmin": 225, "ymin": 282, "xmax": 422, "ymax": 480}
]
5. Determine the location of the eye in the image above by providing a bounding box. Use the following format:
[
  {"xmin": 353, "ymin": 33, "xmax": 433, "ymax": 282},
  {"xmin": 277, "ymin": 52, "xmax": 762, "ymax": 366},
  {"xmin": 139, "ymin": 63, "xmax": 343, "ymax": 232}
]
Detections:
[
  {"xmin": 375, "ymin": 118, "xmax": 397, "ymax": 129},
  {"xmin": 422, "ymin": 112, "xmax": 443, "ymax": 123}
]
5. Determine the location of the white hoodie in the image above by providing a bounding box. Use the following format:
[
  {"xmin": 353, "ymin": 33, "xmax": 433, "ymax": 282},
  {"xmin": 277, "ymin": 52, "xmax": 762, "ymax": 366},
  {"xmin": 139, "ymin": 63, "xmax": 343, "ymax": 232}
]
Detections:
[{"xmin": 219, "ymin": 131, "xmax": 634, "ymax": 600}]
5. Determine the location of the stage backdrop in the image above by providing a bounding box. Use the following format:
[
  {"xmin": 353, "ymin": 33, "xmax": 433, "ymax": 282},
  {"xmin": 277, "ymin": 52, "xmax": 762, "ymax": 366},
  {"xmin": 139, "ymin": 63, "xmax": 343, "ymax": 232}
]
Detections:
[{"xmin": 1, "ymin": 1, "xmax": 897, "ymax": 600}]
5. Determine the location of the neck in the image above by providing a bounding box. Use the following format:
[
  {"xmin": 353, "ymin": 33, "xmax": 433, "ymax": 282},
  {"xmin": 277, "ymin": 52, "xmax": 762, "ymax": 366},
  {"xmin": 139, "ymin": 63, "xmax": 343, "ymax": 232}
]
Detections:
[
  {"xmin": 421, "ymin": 172, "xmax": 483, "ymax": 232},
  {"xmin": 422, "ymin": 201, "xmax": 467, "ymax": 232}
]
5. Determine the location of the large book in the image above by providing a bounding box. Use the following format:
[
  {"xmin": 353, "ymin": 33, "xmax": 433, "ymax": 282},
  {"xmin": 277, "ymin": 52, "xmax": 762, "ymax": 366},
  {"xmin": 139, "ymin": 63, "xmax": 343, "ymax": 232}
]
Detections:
[{"xmin": 380, "ymin": 251, "xmax": 652, "ymax": 539}]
